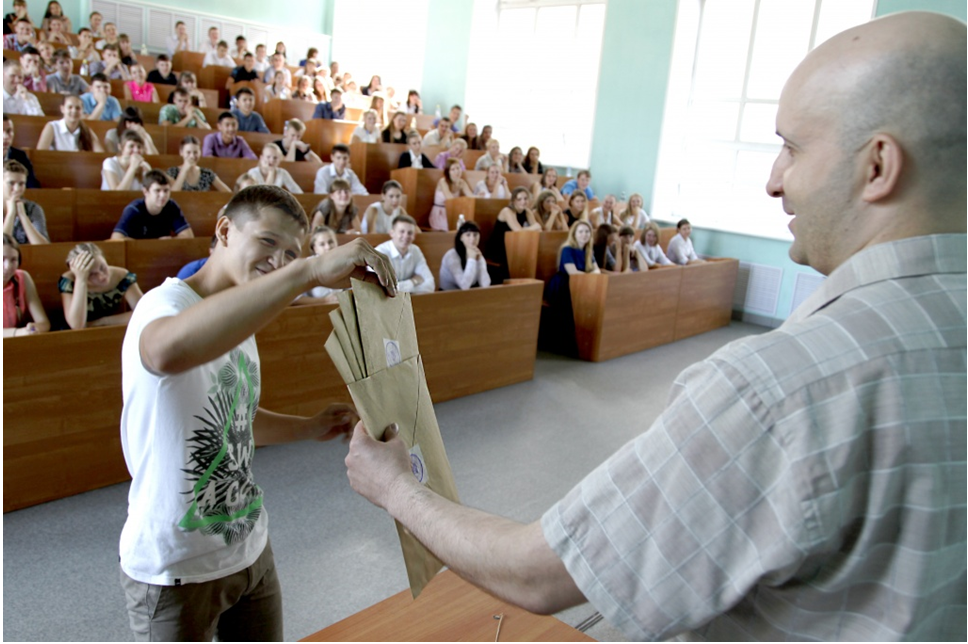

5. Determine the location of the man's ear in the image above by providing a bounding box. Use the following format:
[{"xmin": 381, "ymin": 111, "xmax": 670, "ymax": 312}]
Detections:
[
  {"xmin": 215, "ymin": 215, "xmax": 232, "ymax": 246},
  {"xmin": 861, "ymin": 133, "xmax": 903, "ymax": 203}
]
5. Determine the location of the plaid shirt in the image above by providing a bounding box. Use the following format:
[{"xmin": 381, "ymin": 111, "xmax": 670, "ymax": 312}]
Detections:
[{"xmin": 543, "ymin": 234, "xmax": 967, "ymax": 641}]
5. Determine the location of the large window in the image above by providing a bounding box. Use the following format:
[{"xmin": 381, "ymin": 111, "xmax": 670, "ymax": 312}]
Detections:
[
  {"xmin": 653, "ymin": 0, "xmax": 875, "ymax": 239},
  {"xmin": 465, "ymin": 0, "xmax": 606, "ymax": 169}
]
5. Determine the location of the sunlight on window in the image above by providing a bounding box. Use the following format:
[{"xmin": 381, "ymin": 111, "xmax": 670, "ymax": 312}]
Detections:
[{"xmin": 746, "ymin": 0, "xmax": 813, "ymax": 100}]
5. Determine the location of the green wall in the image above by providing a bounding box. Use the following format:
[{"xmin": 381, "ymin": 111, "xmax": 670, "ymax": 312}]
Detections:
[
  {"xmin": 876, "ymin": 0, "xmax": 967, "ymax": 19},
  {"xmin": 419, "ymin": 0, "xmax": 474, "ymax": 118}
]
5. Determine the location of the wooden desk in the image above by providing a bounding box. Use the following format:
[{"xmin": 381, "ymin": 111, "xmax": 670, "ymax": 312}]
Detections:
[
  {"xmin": 301, "ymin": 569, "xmax": 594, "ymax": 642},
  {"xmin": 302, "ymin": 118, "xmax": 358, "ymax": 162},
  {"xmin": 673, "ymin": 258, "xmax": 739, "ymax": 340}
]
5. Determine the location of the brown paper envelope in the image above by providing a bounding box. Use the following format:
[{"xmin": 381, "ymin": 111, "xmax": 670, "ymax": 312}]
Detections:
[
  {"xmin": 324, "ymin": 332, "xmax": 355, "ymax": 384},
  {"xmin": 337, "ymin": 290, "xmax": 366, "ymax": 375},
  {"xmin": 350, "ymin": 278, "xmax": 420, "ymax": 376},
  {"xmin": 347, "ymin": 355, "xmax": 460, "ymax": 597},
  {"xmin": 329, "ymin": 309, "xmax": 363, "ymax": 382}
]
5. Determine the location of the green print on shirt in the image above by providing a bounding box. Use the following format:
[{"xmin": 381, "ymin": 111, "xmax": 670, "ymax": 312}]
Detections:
[{"xmin": 178, "ymin": 348, "xmax": 263, "ymax": 545}]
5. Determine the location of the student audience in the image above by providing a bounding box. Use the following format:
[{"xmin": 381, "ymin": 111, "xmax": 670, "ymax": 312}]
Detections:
[
  {"xmin": 592, "ymin": 223, "xmax": 619, "ymax": 271},
  {"xmin": 313, "ymin": 87, "xmax": 345, "ymax": 119},
  {"xmin": 4, "ymin": 18, "xmax": 36, "ymax": 51},
  {"xmin": 203, "ymin": 113, "xmax": 256, "ymax": 159},
  {"xmin": 382, "ymin": 112, "xmax": 409, "ymax": 144},
  {"xmin": 666, "ymin": 218, "xmax": 704, "ymax": 265},
  {"xmin": 619, "ymin": 192, "xmax": 651, "ymax": 229},
  {"xmin": 563, "ymin": 191, "xmax": 589, "ymax": 228},
  {"xmin": 276, "ymin": 119, "xmax": 321, "ymax": 163},
  {"xmin": 440, "ymin": 221, "xmax": 490, "ymax": 291},
  {"xmin": 376, "ymin": 215, "xmax": 434, "ymax": 294},
  {"xmin": 230, "ymin": 53, "xmax": 260, "ymax": 84},
  {"xmin": 351, "ymin": 110, "xmax": 381, "ymax": 144},
  {"xmin": 70, "ymin": 28, "xmax": 101, "ymax": 64},
  {"xmin": 314, "ymin": 144, "xmax": 367, "ymax": 195},
  {"xmin": 507, "ymin": 147, "xmax": 527, "ymax": 174},
  {"xmin": 474, "ymin": 139, "xmax": 507, "ymax": 172},
  {"xmin": 92, "ymin": 44, "xmax": 131, "ymax": 81},
  {"xmin": 398, "ymin": 132, "xmax": 432, "ymax": 169},
  {"xmin": 263, "ymin": 53, "xmax": 292, "ymax": 87},
  {"xmin": 531, "ymin": 167, "xmax": 563, "ymax": 202},
  {"xmin": 3, "ymin": 233, "xmax": 50, "ymax": 336},
  {"xmin": 434, "ymin": 105, "xmax": 463, "ymax": 132},
  {"xmin": 111, "ymin": 172, "xmax": 193, "ymax": 240},
  {"xmin": 47, "ymin": 49, "xmax": 89, "ymax": 96},
  {"xmin": 159, "ymin": 88, "xmax": 210, "ymax": 129},
  {"xmin": 166, "ymin": 71, "xmax": 207, "ymax": 107},
  {"xmin": 264, "ymin": 71, "xmax": 291, "ymax": 102},
  {"xmin": 105, "ymin": 107, "xmax": 159, "ymax": 155},
  {"xmin": 485, "ymin": 187, "xmax": 542, "ymax": 284},
  {"xmin": 166, "ymin": 136, "xmax": 231, "ymax": 193},
  {"xmin": 422, "ymin": 118, "xmax": 454, "ymax": 147},
  {"xmin": 44, "ymin": 14, "xmax": 70, "ymax": 45},
  {"xmin": 3, "ymin": 1, "xmax": 32, "ymax": 36},
  {"xmin": 405, "ymin": 89, "xmax": 422, "ymax": 114},
  {"xmin": 294, "ymin": 226, "xmax": 342, "ymax": 304},
  {"xmin": 231, "ymin": 88, "xmax": 270, "ymax": 133},
  {"xmin": 81, "ymin": 73, "xmax": 123, "ymax": 121},
  {"xmin": 198, "ymin": 26, "xmax": 220, "ymax": 56},
  {"xmin": 534, "ymin": 189, "xmax": 568, "ymax": 231},
  {"xmin": 37, "ymin": 95, "xmax": 103, "ymax": 151},
  {"xmin": 362, "ymin": 180, "xmax": 408, "ymax": 234},
  {"xmin": 310, "ymin": 179, "xmax": 361, "ymax": 233},
  {"xmin": 474, "ymin": 164, "xmax": 510, "ymax": 200},
  {"xmin": 203, "ymin": 40, "xmax": 236, "ymax": 69},
  {"xmin": 429, "ymin": 159, "xmax": 474, "ymax": 231},
  {"xmin": 147, "ymin": 55, "xmax": 177, "ymax": 86},
  {"xmin": 60, "ymin": 242, "xmax": 143, "ymax": 330},
  {"xmin": 245, "ymin": 144, "xmax": 303, "ymax": 194},
  {"xmin": 434, "ymin": 139, "xmax": 469, "ymax": 171},
  {"xmin": 166, "ymin": 21, "xmax": 191, "ymax": 57},
  {"xmin": 124, "ymin": 65, "xmax": 159, "ymax": 104},
  {"xmin": 3, "ymin": 116, "xmax": 40, "ymax": 188},
  {"xmin": 41, "ymin": 1, "xmax": 72, "ymax": 33},
  {"xmin": 522, "ymin": 146, "xmax": 544, "ymax": 174},
  {"xmin": 619, "ymin": 225, "xmax": 648, "ymax": 272},
  {"xmin": 292, "ymin": 76, "xmax": 317, "ymax": 102},
  {"xmin": 561, "ymin": 170, "xmax": 595, "ymax": 199},
  {"xmin": 87, "ymin": 11, "xmax": 102, "ymax": 36},
  {"xmin": 635, "ymin": 221, "xmax": 674, "ymax": 267},
  {"xmin": 3, "ymin": 161, "xmax": 48, "ymax": 245},
  {"xmin": 3, "ymin": 59, "xmax": 43, "ymax": 116},
  {"xmin": 101, "ymin": 131, "xmax": 152, "ymax": 191},
  {"xmin": 589, "ymin": 194, "xmax": 619, "ymax": 228},
  {"xmin": 18, "ymin": 46, "xmax": 47, "ymax": 93},
  {"xmin": 95, "ymin": 22, "xmax": 119, "ymax": 51},
  {"xmin": 252, "ymin": 44, "xmax": 270, "ymax": 74}
]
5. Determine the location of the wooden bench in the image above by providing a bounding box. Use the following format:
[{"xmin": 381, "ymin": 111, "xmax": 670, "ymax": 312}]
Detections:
[
  {"xmin": 301, "ymin": 118, "xmax": 358, "ymax": 162},
  {"xmin": 19, "ymin": 240, "xmax": 127, "ymax": 312},
  {"xmin": 3, "ymin": 278, "xmax": 544, "ymax": 511},
  {"xmin": 172, "ymin": 51, "xmax": 205, "ymax": 77},
  {"xmin": 350, "ymin": 142, "xmax": 486, "ymax": 195}
]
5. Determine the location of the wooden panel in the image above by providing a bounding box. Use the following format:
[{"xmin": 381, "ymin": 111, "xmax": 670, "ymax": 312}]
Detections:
[
  {"xmin": 227, "ymin": 80, "xmax": 268, "ymax": 112},
  {"xmin": 23, "ymin": 189, "xmax": 74, "ymax": 243},
  {"xmin": 125, "ymin": 237, "xmax": 212, "ymax": 292},
  {"xmin": 570, "ymin": 270, "xmax": 683, "ymax": 362},
  {"xmin": 37, "ymin": 91, "xmax": 66, "ymax": 116},
  {"xmin": 351, "ymin": 141, "xmax": 405, "ymax": 194},
  {"xmin": 506, "ymin": 230, "xmax": 539, "ymax": 279},
  {"xmin": 302, "ymin": 118, "xmax": 357, "ymax": 163},
  {"xmin": 28, "ymin": 150, "xmax": 112, "ymax": 189},
  {"xmin": 447, "ymin": 197, "xmax": 505, "ymax": 245},
  {"xmin": 172, "ymin": 51, "xmax": 205, "ymax": 77},
  {"xmin": 536, "ymin": 232, "xmax": 568, "ymax": 282},
  {"xmin": 3, "ymin": 325, "xmax": 130, "ymax": 512},
  {"xmin": 18, "ymin": 240, "xmax": 127, "ymax": 313},
  {"xmin": 660, "ymin": 226, "xmax": 677, "ymax": 252},
  {"xmin": 673, "ymin": 258, "xmax": 739, "ymax": 340},
  {"xmin": 74, "ymin": 188, "xmax": 147, "ymax": 239},
  {"xmin": 412, "ymin": 231, "xmax": 454, "ymax": 283},
  {"xmin": 8, "ymin": 114, "xmax": 47, "ymax": 149},
  {"xmin": 198, "ymin": 65, "xmax": 232, "ymax": 108},
  {"xmin": 301, "ymin": 569, "xmax": 593, "ymax": 642},
  {"xmin": 389, "ymin": 167, "xmax": 441, "ymax": 229},
  {"xmin": 263, "ymin": 99, "xmax": 320, "ymax": 136}
]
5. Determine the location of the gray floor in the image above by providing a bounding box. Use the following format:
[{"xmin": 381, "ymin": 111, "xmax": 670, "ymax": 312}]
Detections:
[{"xmin": 3, "ymin": 322, "xmax": 764, "ymax": 642}]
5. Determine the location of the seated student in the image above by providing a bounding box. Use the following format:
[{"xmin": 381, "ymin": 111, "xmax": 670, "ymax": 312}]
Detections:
[
  {"xmin": 70, "ymin": 28, "xmax": 101, "ymax": 65},
  {"xmin": 118, "ymin": 34, "xmax": 138, "ymax": 67},
  {"xmin": 104, "ymin": 107, "xmax": 159, "ymax": 155},
  {"xmin": 46, "ymin": 48, "xmax": 89, "ymax": 96},
  {"xmin": 202, "ymin": 113, "xmax": 257, "ymax": 159},
  {"xmin": 313, "ymin": 87, "xmax": 346, "ymax": 119},
  {"xmin": 534, "ymin": 189, "xmax": 568, "ymax": 232},
  {"xmin": 507, "ymin": 147, "xmax": 527, "ymax": 174},
  {"xmin": 484, "ymin": 187, "xmax": 543, "ymax": 284},
  {"xmin": 313, "ymin": 75, "xmax": 333, "ymax": 103},
  {"xmin": 41, "ymin": 2, "xmax": 72, "ymax": 34},
  {"xmin": 375, "ymin": 215, "xmax": 434, "ymax": 294},
  {"xmin": 91, "ymin": 44, "xmax": 131, "ymax": 81},
  {"xmin": 351, "ymin": 110, "xmax": 381, "ymax": 144},
  {"xmin": 404, "ymin": 89, "xmax": 422, "ymax": 114},
  {"xmin": 3, "ymin": 234, "xmax": 50, "ymax": 337},
  {"xmin": 124, "ymin": 64, "xmax": 159, "ymax": 104},
  {"xmin": 634, "ymin": 221, "xmax": 674, "ymax": 267},
  {"xmin": 197, "ymin": 25, "xmax": 220, "ymax": 56},
  {"xmin": 440, "ymin": 221, "xmax": 490, "ymax": 291},
  {"xmin": 36, "ymin": 41, "xmax": 55, "ymax": 74},
  {"xmin": 592, "ymin": 223, "xmax": 619, "ymax": 272},
  {"xmin": 88, "ymin": 11, "xmax": 103, "ymax": 37},
  {"xmin": 245, "ymin": 144, "xmax": 303, "ymax": 194},
  {"xmin": 146, "ymin": 54, "xmax": 177, "ymax": 86},
  {"xmin": 263, "ymin": 53, "xmax": 292, "ymax": 87},
  {"xmin": 362, "ymin": 180, "xmax": 408, "ymax": 234},
  {"xmin": 4, "ymin": 18, "xmax": 36, "ymax": 52},
  {"xmin": 18, "ymin": 46, "xmax": 47, "ymax": 93},
  {"xmin": 275, "ymin": 118, "xmax": 322, "ymax": 163},
  {"xmin": 309, "ymin": 179, "xmax": 361, "ymax": 234},
  {"xmin": 44, "ymin": 14, "xmax": 70, "ymax": 45},
  {"xmin": 429, "ymin": 159, "xmax": 475, "ymax": 231},
  {"xmin": 314, "ymin": 144, "xmax": 368, "ymax": 195},
  {"xmin": 666, "ymin": 218, "xmax": 704, "ymax": 265},
  {"xmin": 398, "ymin": 132, "xmax": 433, "ymax": 169},
  {"xmin": 3, "ymin": 161, "xmax": 49, "ymax": 245},
  {"xmin": 232, "ymin": 35, "xmax": 249, "ymax": 59},
  {"xmin": 292, "ymin": 76, "xmax": 318, "ymax": 103},
  {"xmin": 362, "ymin": 74, "xmax": 383, "ymax": 97},
  {"xmin": 293, "ymin": 226, "xmax": 342, "ymax": 304},
  {"xmin": 165, "ymin": 21, "xmax": 191, "ymax": 57},
  {"xmin": 544, "ymin": 220, "xmax": 599, "ymax": 354},
  {"xmin": 382, "ymin": 111, "xmax": 409, "ymax": 144},
  {"xmin": 2, "ymin": 59, "xmax": 43, "ymax": 116},
  {"xmin": 102, "ymin": 131, "xmax": 152, "ymax": 191},
  {"xmin": 81, "ymin": 73, "xmax": 123, "ymax": 121},
  {"xmin": 60, "ymin": 242, "xmax": 143, "ymax": 330},
  {"xmin": 523, "ymin": 146, "xmax": 544, "ymax": 175},
  {"xmin": 422, "ymin": 117, "xmax": 454, "ymax": 148},
  {"xmin": 460, "ymin": 122, "xmax": 479, "ymax": 148},
  {"xmin": 3, "ymin": 116, "xmax": 40, "ymax": 188},
  {"xmin": 474, "ymin": 139, "xmax": 507, "ymax": 172},
  {"xmin": 229, "ymin": 53, "xmax": 260, "ymax": 87},
  {"xmin": 618, "ymin": 225, "xmax": 648, "ymax": 272},
  {"xmin": 3, "ymin": 0, "xmax": 31, "ymax": 35},
  {"xmin": 473, "ymin": 163, "xmax": 510, "ymax": 199},
  {"xmin": 264, "ymin": 70, "xmax": 291, "ymax": 103},
  {"xmin": 531, "ymin": 166, "xmax": 563, "ymax": 202},
  {"xmin": 563, "ymin": 190, "xmax": 589, "ymax": 228},
  {"xmin": 166, "ymin": 72, "xmax": 207, "ymax": 108},
  {"xmin": 37, "ymin": 95, "xmax": 104, "ymax": 152},
  {"xmin": 433, "ymin": 105, "xmax": 463, "ymax": 132},
  {"xmin": 252, "ymin": 43, "xmax": 270, "ymax": 74},
  {"xmin": 560, "ymin": 169, "xmax": 595, "ymax": 200},
  {"xmin": 203, "ymin": 40, "xmax": 236, "ymax": 69},
  {"xmin": 159, "ymin": 88, "xmax": 210, "ymax": 129},
  {"xmin": 231, "ymin": 88, "xmax": 270, "ymax": 133},
  {"xmin": 175, "ymin": 234, "xmax": 217, "ymax": 280},
  {"xmin": 167, "ymin": 135, "xmax": 231, "ymax": 192},
  {"xmin": 111, "ymin": 171, "xmax": 194, "ymax": 240},
  {"xmin": 434, "ymin": 139, "xmax": 469, "ymax": 171},
  {"xmin": 619, "ymin": 192, "xmax": 651, "ymax": 229},
  {"xmin": 589, "ymin": 194, "xmax": 620, "ymax": 228}
]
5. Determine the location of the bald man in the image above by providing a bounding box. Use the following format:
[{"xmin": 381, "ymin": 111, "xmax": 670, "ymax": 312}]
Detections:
[{"xmin": 345, "ymin": 12, "xmax": 966, "ymax": 641}]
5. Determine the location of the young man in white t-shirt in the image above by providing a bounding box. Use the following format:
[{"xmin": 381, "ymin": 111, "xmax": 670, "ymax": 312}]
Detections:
[
  {"xmin": 665, "ymin": 218, "xmax": 705, "ymax": 265},
  {"xmin": 118, "ymin": 185, "xmax": 396, "ymax": 641},
  {"xmin": 375, "ymin": 214, "xmax": 435, "ymax": 294}
]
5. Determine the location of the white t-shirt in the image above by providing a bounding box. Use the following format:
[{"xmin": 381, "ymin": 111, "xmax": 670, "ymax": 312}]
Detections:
[
  {"xmin": 666, "ymin": 233, "xmax": 699, "ymax": 265},
  {"xmin": 119, "ymin": 278, "xmax": 268, "ymax": 585},
  {"xmin": 351, "ymin": 126, "xmax": 380, "ymax": 144},
  {"xmin": 101, "ymin": 156, "xmax": 143, "ymax": 190}
]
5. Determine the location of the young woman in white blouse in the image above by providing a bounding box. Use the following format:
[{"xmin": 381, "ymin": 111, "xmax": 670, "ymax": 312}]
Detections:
[
  {"xmin": 37, "ymin": 95, "xmax": 103, "ymax": 152},
  {"xmin": 351, "ymin": 109, "xmax": 381, "ymax": 144},
  {"xmin": 101, "ymin": 130, "xmax": 151, "ymax": 190},
  {"xmin": 291, "ymin": 75, "xmax": 318, "ymax": 103},
  {"xmin": 473, "ymin": 163, "xmax": 509, "ymax": 199},
  {"xmin": 634, "ymin": 222, "xmax": 674, "ymax": 267},
  {"xmin": 440, "ymin": 220, "xmax": 491, "ymax": 291},
  {"xmin": 245, "ymin": 144, "xmax": 303, "ymax": 193},
  {"xmin": 264, "ymin": 72, "xmax": 291, "ymax": 102},
  {"xmin": 362, "ymin": 180, "xmax": 408, "ymax": 234},
  {"xmin": 619, "ymin": 192, "xmax": 650, "ymax": 229}
]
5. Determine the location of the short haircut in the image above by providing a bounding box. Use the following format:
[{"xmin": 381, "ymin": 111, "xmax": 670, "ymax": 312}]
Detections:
[
  {"xmin": 407, "ymin": 131, "xmax": 421, "ymax": 143},
  {"xmin": 224, "ymin": 185, "xmax": 309, "ymax": 231},
  {"xmin": 101, "ymin": 43, "xmax": 119, "ymax": 54},
  {"xmin": 89, "ymin": 11, "xmax": 101, "ymax": 18},
  {"xmin": 619, "ymin": 226, "xmax": 635, "ymax": 237},
  {"xmin": 450, "ymin": 104, "xmax": 462, "ymax": 111},
  {"xmin": 13, "ymin": 0, "xmax": 26, "ymax": 6},
  {"xmin": 175, "ymin": 21, "xmax": 185, "ymax": 28},
  {"xmin": 119, "ymin": 33, "xmax": 130, "ymax": 43},
  {"xmin": 3, "ymin": 59, "xmax": 22, "ymax": 72},
  {"xmin": 256, "ymin": 43, "xmax": 266, "ymax": 51},
  {"xmin": 142, "ymin": 170, "xmax": 170, "ymax": 190},
  {"xmin": 90, "ymin": 72, "xmax": 109, "ymax": 84},
  {"xmin": 577, "ymin": 170, "xmax": 591, "ymax": 180},
  {"xmin": 217, "ymin": 111, "xmax": 237, "ymax": 124},
  {"xmin": 235, "ymin": 87, "xmax": 255, "ymax": 99},
  {"xmin": 676, "ymin": 218, "xmax": 690, "ymax": 230},
  {"xmin": 15, "ymin": 17, "xmax": 30, "ymax": 26},
  {"xmin": 329, "ymin": 178, "xmax": 351, "ymax": 194},
  {"xmin": 217, "ymin": 40, "xmax": 228, "ymax": 49},
  {"xmin": 172, "ymin": 87, "xmax": 190, "ymax": 99},
  {"xmin": 243, "ymin": 52, "xmax": 253, "ymax": 59},
  {"xmin": 155, "ymin": 53, "xmax": 170, "ymax": 62},
  {"xmin": 52, "ymin": 48, "xmax": 71, "ymax": 62},
  {"xmin": 285, "ymin": 118, "xmax": 305, "ymax": 133},
  {"xmin": 77, "ymin": 27, "xmax": 91, "ymax": 35},
  {"xmin": 330, "ymin": 87, "xmax": 342, "ymax": 95},
  {"xmin": 119, "ymin": 129, "xmax": 145, "ymax": 147},
  {"xmin": 21, "ymin": 46, "xmax": 40, "ymax": 56},
  {"xmin": 391, "ymin": 213, "xmax": 417, "ymax": 229},
  {"xmin": 4, "ymin": 159, "xmax": 27, "ymax": 176},
  {"xmin": 439, "ymin": 116, "xmax": 451, "ymax": 124},
  {"xmin": 236, "ymin": 35, "xmax": 246, "ymax": 42},
  {"xmin": 331, "ymin": 143, "xmax": 350, "ymax": 156},
  {"xmin": 261, "ymin": 142, "xmax": 282, "ymax": 157},
  {"xmin": 209, "ymin": 26, "xmax": 218, "ymax": 33}
]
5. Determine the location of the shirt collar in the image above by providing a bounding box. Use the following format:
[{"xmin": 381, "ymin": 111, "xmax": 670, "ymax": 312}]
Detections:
[{"xmin": 788, "ymin": 234, "xmax": 967, "ymax": 323}]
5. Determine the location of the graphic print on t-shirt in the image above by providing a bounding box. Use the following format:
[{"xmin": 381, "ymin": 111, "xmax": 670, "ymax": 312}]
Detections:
[{"xmin": 178, "ymin": 347, "xmax": 263, "ymax": 545}]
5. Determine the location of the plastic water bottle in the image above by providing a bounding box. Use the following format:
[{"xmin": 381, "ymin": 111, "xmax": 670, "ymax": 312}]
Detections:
[
  {"xmin": 140, "ymin": 43, "xmax": 148, "ymax": 56},
  {"xmin": 435, "ymin": 104, "xmax": 442, "ymax": 119},
  {"xmin": 456, "ymin": 214, "xmax": 465, "ymax": 229},
  {"xmin": 80, "ymin": 60, "xmax": 89, "ymax": 76}
]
